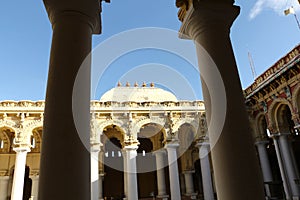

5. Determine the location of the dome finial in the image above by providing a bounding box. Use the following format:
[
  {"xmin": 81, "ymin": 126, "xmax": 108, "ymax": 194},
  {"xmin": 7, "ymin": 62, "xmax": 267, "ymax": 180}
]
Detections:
[
  {"xmin": 117, "ymin": 81, "xmax": 122, "ymax": 87},
  {"xmin": 134, "ymin": 82, "xmax": 138, "ymax": 87},
  {"xmin": 142, "ymin": 82, "xmax": 146, "ymax": 87},
  {"xmin": 126, "ymin": 82, "xmax": 130, "ymax": 87},
  {"xmin": 150, "ymin": 82, "xmax": 155, "ymax": 87}
]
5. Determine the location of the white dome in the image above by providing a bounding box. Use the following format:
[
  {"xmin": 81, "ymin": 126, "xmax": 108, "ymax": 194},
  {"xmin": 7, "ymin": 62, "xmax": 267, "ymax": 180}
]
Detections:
[{"xmin": 100, "ymin": 86, "xmax": 178, "ymax": 102}]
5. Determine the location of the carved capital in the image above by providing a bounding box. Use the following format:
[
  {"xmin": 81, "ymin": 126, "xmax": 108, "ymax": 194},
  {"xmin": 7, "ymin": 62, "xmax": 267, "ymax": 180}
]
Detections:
[{"xmin": 43, "ymin": 0, "xmax": 109, "ymax": 34}]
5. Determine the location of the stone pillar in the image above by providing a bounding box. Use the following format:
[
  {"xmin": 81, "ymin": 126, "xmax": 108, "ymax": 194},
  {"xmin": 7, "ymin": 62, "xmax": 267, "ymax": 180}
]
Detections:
[
  {"xmin": 271, "ymin": 134, "xmax": 292, "ymax": 199},
  {"xmin": 177, "ymin": 1, "xmax": 265, "ymax": 199},
  {"xmin": 165, "ymin": 142, "xmax": 181, "ymax": 200},
  {"xmin": 99, "ymin": 174, "xmax": 104, "ymax": 200},
  {"xmin": 196, "ymin": 142, "xmax": 214, "ymax": 200},
  {"xmin": 154, "ymin": 150, "xmax": 169, "ymax": 199},
  {"xmin": 11, "ymin": 146, "xmax": 30, "ymax": 200},
  {"xmin": 123, "ymin": 150, "xmax": 128, "ymax": 198},
  {"xmin": 39, "ymin": 1, "xmax": 101, "ymax": 199},
  {"xmin": 30, "ymin": 175, "xmax": 39, "ymax": 200},
  {"xmin": 124, "ymin": 142, "xmax": 139, "ymax": 200},
  {"xmin": 278, "ymin": 133, "xmax": 300, "ymax": 198},
  {"xmin": 91, "ymin": 144, "xmax": 100, "ymax": 200},
  {"xmin": 255, "ymin": 140, "xmax": 273, "ymax": 197},
  {"xmin": 0, "ymin": 176, "xmax": 10, "ymax": 200},
  {"xmin": 183, "ymin": 171, "xmax": 197, "ymax": 198}
]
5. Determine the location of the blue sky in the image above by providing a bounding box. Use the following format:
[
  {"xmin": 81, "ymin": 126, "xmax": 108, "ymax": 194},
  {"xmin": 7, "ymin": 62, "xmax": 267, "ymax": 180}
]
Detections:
[{"xmin": 0, "ymin": 0, "xmax": 299, "ymax": 101}]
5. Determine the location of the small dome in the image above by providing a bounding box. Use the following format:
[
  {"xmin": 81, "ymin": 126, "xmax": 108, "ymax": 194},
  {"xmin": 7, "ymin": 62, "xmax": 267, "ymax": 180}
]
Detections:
[{"xmin": 100, "ymin": 86, "xmax": 177, "ymax": 102}]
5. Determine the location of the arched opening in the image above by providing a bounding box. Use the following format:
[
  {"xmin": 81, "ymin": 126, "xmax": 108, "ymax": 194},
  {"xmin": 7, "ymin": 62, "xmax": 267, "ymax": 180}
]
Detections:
[
  {"xmin": 257, "ymin": 115, "xmax": 284, "ymax": 198},
  {"xmin": 137, "ymin": 123, "xmax": 165, "ymax": 198},
  {"xmin": 178, "ymin": 123, "xmax": 197, "ymax": 196},
  {"xmin": 102, "ymin": 124, "xmax": 125, "ymax": 199},
  {"xmin": 276, "ymin": 104, "xmax": 300, "ymax": 177}
]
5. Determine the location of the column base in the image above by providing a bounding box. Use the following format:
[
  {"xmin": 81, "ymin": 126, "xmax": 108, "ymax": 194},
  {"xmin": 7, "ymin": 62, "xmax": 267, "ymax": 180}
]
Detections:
[
  {"xmin": 157, "ymin": 194, "xmax": 169, "ymax": 200},
  {"xmin": 184, "ymin": 193, "xmax": 198, "ymax": 199},
  {"xmin": 292, "ymin": 197, "xmax": 300, "ymax": 200}
]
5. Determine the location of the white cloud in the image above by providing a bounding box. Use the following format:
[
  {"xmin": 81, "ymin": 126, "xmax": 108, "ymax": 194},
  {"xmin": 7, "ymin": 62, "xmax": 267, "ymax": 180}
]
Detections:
[{"xmin": 249, "ymin": 0, "xmax": 300, "ymax": 19}]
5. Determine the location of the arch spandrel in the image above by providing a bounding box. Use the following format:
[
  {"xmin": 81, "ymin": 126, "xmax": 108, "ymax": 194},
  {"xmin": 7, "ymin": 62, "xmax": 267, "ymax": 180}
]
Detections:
[{"xmin": 292, "ymin": 83, "xmax": 300, "ymax": 120}]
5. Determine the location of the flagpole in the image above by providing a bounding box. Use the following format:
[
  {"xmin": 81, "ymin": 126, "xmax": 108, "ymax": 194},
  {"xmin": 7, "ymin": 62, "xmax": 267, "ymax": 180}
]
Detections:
[{"xmin": 293, "ymin": 13, "xmax": 300, "ymax": 30}]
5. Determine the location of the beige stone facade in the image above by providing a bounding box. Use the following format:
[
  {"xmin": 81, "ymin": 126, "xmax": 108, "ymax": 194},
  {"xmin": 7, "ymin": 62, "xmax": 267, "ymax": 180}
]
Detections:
[{"xmin": 0, "ymin": 86, "xmax": 211, "ymax": 200}]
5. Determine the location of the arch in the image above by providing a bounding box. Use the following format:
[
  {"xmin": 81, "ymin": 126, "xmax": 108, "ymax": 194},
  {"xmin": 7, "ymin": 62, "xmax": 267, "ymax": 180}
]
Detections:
[
  {"xmin": 172, "ymin": 117, "xmax": 199, "ymax": 134},
  {"xmin": 276, "ymin": 104, "xmax": 294, "ymax": 133},
  {"xmin": 0, "ymin": 127, "xmax": 13, "ymax": 153},
  {"xmin": 131, "ymin": 117, "xmax": 165, "ymax": 136},
  {"xmin": 267, "ymin": 98, "xmax": 293, "ymax": 132},
  {"xmin": 102, "ymin": 124, "xmax": 125, "ymax": 148},
  {"xmin": 138, "ymin": 123, "xmax": 165, "ymax": 151},
  {"xmin": 0, "ymin": 119, "xmax": 17, "ymax": 133},
  {"xmin": 254, "ymin": 112, "xmax": 268, "ymax": 138},
  {"xmin": 31, "ymin": 127, "xmax": 43, "ymax": 152},
  {"xmin": 98, "ymin": 119, "xmax": 126, "ymax": 134}
]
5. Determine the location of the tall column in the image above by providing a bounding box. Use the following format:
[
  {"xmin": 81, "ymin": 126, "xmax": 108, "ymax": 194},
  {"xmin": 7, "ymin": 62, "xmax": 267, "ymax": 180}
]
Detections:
[
  {"xmin": 271, "ymin": 134, "xmax": 292, "ymax": 199},
  {"xmin": 124, "ymin": 141, "xmax": 139, "ymax": 200},
  {"xmin": 123, "ymin": 150, "xmax": 128, "ymax": 199},
  {"xmin": 99, "ymin": 174, "xmax": 104, "ymax": 200},
  {"xmin": 11, "ymin": 146, "xmax": 30, "ymax": 200},
  {"xmin": 154, "ymin": 150, "xmax": 169, "ymax": 199},
  {"xmin": 39, "ymin": 1, "xmax": 102, "ymax": 199},
  {"xmin": 177, "ymin": 1, "xmax": 265, "ymax": 199},
  {"xmin": 183, "ymin": 171, "xmax": 197, "ymax": 198},
  {"xmin": 165, "ymin": 142, "xmax": 181, "ymax": 200},
  {"xmin": 278, "ymin": 133, "xmax": 300, "ymax": 198},
  {"xmin": 196, "ymin": 142, "xmax": 214, "ymax": 200},
  {"xmin": 91, "ymin": 144, "xmax": 100, "ymax": 200},
  {"xmin": 30, "ymin": 175, "xmax": 39, "ymax": 200},
  {"xmin": 255, "ymin": 140, "xmax": 273, "ymax": 197},
  {"xmin": 0, "ymin": 176, "xmax": 10, "ymax": 200}
]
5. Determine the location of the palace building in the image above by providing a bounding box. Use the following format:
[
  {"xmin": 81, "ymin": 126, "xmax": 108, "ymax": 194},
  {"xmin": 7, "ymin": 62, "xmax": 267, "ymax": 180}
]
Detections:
[
  {"xmin": 245, "ymin": 44, "xmax": 300, "ymax": 199},
  {"xmin": 1, "ymin": 43, "xmax": 300, "ymax": 200},
  {"xmin": 0, "ymin": 84, "xmax": 213, "ymax": 200}
]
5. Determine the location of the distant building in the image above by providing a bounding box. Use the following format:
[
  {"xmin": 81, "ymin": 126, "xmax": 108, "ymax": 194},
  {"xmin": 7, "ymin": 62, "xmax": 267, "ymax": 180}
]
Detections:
[
  {"xmin": 1, "ymin": 44, "xmax": 300, "ymax": 200},
  {"xmin": 245, "ymin": 44, "xmax": 300, "ymax": 199},
  {"xmin": 0, "ymin": 84, "xmax": 212, "ymax": 200}
]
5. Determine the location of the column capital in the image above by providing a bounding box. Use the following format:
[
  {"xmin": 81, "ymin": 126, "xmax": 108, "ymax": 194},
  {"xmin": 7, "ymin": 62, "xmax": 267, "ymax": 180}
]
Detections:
[
  {"xmin": 269, "ymin": 132, "xmax": 290, "ymax": 139},
  {"xmin": 254, "ymin": 134, "xmax": 269, "ymax": 145},
  {"xmin": 153, "ymin": 149, "xmax": 167, "ymax": 156},
  {"xmin": 164, "ymin": 141, "xmax": 180, "ymax": 149},
  {"xmin": 182, "ymin": 170, "xmax": 195, "ymax": 175},
  {"xmin": 178, "ymin": 1, "xmax": 240, "ymax": 40},
  {"xmin": 13, "ymin": 145, "xmax": 31, "ymax": 153},
  {"xmin": 123, "ymin": 135, "xmax": 139, "ymax": 150},
  {"xmin": 43, "ymin": 0, "xmax": 108, "ymax": 34}
]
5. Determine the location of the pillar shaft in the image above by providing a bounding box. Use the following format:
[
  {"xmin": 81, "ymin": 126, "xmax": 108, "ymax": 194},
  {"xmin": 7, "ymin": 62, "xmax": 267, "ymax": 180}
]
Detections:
[
  {"xmin": 123, "ymin": 150, "xmax": 128, "ymax": 198},
  {"xmin": 165, "ymin": 143, "xmax": 181, "ymax": 200},
  {"xmin": 91, "ymin": 148, "xmax": 100, "ymax": 200},
  {"xmin": 39, "ymin": 12, "xmax": 92, "ymax": 200},
  {"xmin": 255, "ymin": 141, "xmax": 273, "ymax": 197},
  {"xmin": 272, "ymin": 135, "xmax": 292, "ymax": 199},
  {"xmin": 179, "ymin": 2, "xmax": 265, "ymax": 199},
  {"xmin": 154, "ymin": 150, "xmax": 168, "ymax": 197},
  {"xmin": 30, "ymin": 175, "xmax": 39, "ymax": 200},
  {"xmin": 183, "ymin": 171, "xmax": 195, "ymax": 195},
  {"xmin": 99, "ymin": 174, "xmax": 104, "ymax": 200},
  {"xmin": 124, "ymin": 147, "xmax": 138, "ymax": 200},
  {"xmin": 198, "ymin": 143, "xmax": 214, "ymax": 200},
  {"xmin": 0, "ymin": 176, "xmax": 10, "ymax": 200},
  {"xmin": 11, "ymin": 147, "xmax": 30, "ymax": 200},
  {"xmin": 256, "ymin": 141, "xmax": 273, "ymax": 182},
  {"xmin": 278, "ymin": 134, "xmax": 300, "ymax": 197}
]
